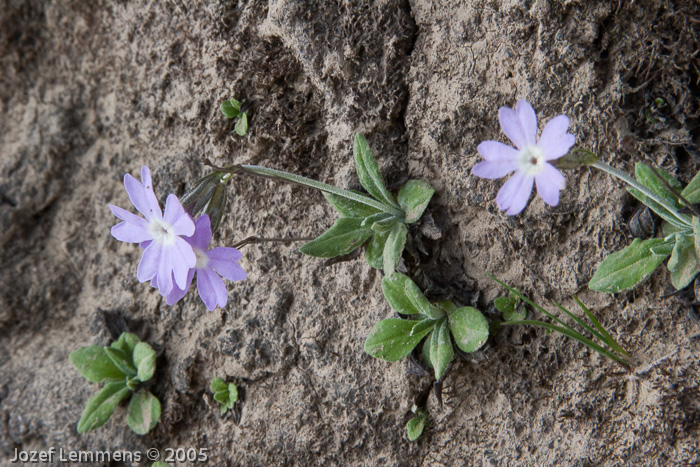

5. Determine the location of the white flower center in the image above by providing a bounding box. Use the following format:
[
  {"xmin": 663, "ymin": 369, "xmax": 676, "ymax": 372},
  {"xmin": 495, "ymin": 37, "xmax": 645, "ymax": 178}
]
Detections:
[
  {"xmin": 517, "ymin": 145, "xmax": 546, "ymax": 175},
  {"xmin": 148, "ymin": 218, "xmax": 177, "ymax": 246},
  {"xmin": 193, "ymin": 247, "xmax": 209, "ymax": 269}
]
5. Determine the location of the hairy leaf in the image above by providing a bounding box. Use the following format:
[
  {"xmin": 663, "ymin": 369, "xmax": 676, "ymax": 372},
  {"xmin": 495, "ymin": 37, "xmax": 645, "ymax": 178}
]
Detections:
[
  {"xmin": 668, "ymin": 234, "xmax": 700, "ymax": 290},
  {"xmin": 364, "ymin": 318, "xmax": 432, "ymax": 361},
  {"xmin": 126, "ymin": 390, "xmax": 161, "ymax": 435},
  {"xmin": 429, "ymin": 320, "xmax": 454, "ymax": 380},
  {"xmin": 300, "ymin": 218, "xmax": 373, "ymax": 258},
  {"xmin": 70, "ymin": 346, "xmax": 126, "ymax": 383},
  {"xmin": 398, "ymin": 180, "xmax": 434, "ymax": 224},
  {"xmin": 322, "ymin": 192, "xmax": 382, "ymax": 218},
  {"xmin": 448, "ymin": 306, "xmax": 489, "ymax": 353},
  {"xmin": 383, "ymin": 222, "xmax": 408, "ymax": 276},
  {"xmin": 77, "ymin": 381, "xmax": 130, "ymax": 433},
  {"xmin": 353, "ymin": 134, "xmax": 399, "ymax": 208},
  {"xmin": 133, "ymin": 342, "xmax": 156, "ymax": 383},
  {"xmin": 382, "ymin": 273, "xmax": 421, "ymax": 315},
  {"xmin": 104, "ymin": 347, "xmax": 137, "ymax": 377},
  {"xmin": 407, "ymin": 414, "xmax": 427, "ymax": 441}
]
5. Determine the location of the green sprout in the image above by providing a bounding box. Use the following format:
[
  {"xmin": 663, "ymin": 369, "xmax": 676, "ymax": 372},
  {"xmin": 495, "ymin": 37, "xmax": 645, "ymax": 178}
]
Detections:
[
  {"xmin": 364, "ymin": 273, "xmax": 489, "ymax": 380},
  {"xmin": 493, "ymin": 289, "xmax": 526, "ymax": 322},
  {"xmin": 406, "ymin": 406, "xmax": 428, "ymax": 441},
  {"xmin": 70, "ymin": 332, "xmax": 162, "ymax": 434},
  {"xmin": 220, "ymin": 97, "xmax": 250, "ymax": 136},
  {"xmin": 211, "ymin": 377, "xmax": 238, "ymax": 414},
  {"xmin": 490, "ymin": 275, "xmax": 631, "ymax": 369}
]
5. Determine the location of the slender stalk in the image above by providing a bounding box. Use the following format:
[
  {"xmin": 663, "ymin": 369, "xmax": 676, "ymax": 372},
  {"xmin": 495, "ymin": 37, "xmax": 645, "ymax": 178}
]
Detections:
[
  {"xmin": 592, "ymin": 161, "xmax": 691, "ymax": 227},
  {"xmin": 232, "ymin": 236, "xmax": 315, "ymax": 249}
]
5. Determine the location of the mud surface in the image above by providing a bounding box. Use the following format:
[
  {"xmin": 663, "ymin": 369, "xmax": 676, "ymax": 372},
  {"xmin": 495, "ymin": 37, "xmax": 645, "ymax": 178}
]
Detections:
[{"xmin": 1, "ymin": 1, "xmax": 699, "ymax": 465}]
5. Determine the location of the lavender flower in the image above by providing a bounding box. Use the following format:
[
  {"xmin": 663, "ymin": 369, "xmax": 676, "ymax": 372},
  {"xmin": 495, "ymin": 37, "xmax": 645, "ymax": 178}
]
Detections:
[
  {"xmin": 110, "ymin": 166, "xmax": 196, "ymax": 295},
  {"xmin": 164, "ymin": 215, "xmax": 246, "ymax": 311},
  {"xmin": 472, "ymin": 100, "xmax": 576, "ymax": 215}
]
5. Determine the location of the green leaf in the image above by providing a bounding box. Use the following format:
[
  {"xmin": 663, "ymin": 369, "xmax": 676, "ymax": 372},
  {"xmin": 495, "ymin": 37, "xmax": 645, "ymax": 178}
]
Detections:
[
  {"xmin": 411, "ymin": 319, "xmax": 438, "ymax": 336},
  {"xmin": 681, "ymin": 171, "xmax": 700, "ymax": 204},
  {"xmin": 221, "ymin": 98, "xmax": 241, "ymax": 119},
  {"xmin": 228, "ymin": 383, "xmax": 239, "ymax": 404},
  {"xmin": 211, "ymin": 377, "xmax": 227, "ymax": 394},
  {"xmin": 429, "ymin": 320, "xmax": 454, "ymax": 380},
  {"xmin": 383, "ymin": 222, "xmax": 408, "ymax": 276},
  {"xmin": 364, "ymin": 318, "xmax": 432, "ymax": 362},
  {"xmin": 235, "ymin": 112, "xmax": 248, "ymax": 136},
  {"xmin": 361, "ymin": 212, "xmax": 394, "ymax": 228},
  {"xmin": 421, "ymin": 337, "xmax": 433, "ymax": 369},
  {"xmin": 447, "ymin": 306, "xmax": 489, "ymax": 353},
  {"xmin": 104, "ymin": 347, "xmax": 137, "ymax": 377},
  {"xmin": 70, "ymin": 346, "xmax": 126, "ymax": 383},
  {"xmin": 365, "ymin": 229, "xmax": 389, "ymax": 269},
  {"xmin": 323, "ymin": 192, "xmax": 382, "ymax": 218},
  {"xmin": 213, "ymin": 391, "xmax": 229, "ymax": 405},
  {"xmin": 152, "ymin": 462, "xmax": 173, "ymax": 467},
  {"xmin": 628, "ymin": 163, "xmax": 690, "ymax": 228},
  {"xmin": 299, "ymin": 217, "xmax": 373, "ymax": 258},
  {"xmin": 133, "ymin": 342, "xmax": 156, "ymax": 383},
  {"xmin": 694, "ymin": 217, "xmax": 700, "ymax": 259},
  {"xmin": 589, "ymin": 238, "xmax": 675, "ymax": 293},
  {"xmin": 493, "ymin": 296, "xmax": 514, "ymax": 313},
  {"xmin": 126, "ymin": 390, "xmax": 161, "ymax": 435},
  {"xmin": 77, "ymin": 381, "xmax": 131, "ymax": 433},
  {"xmin": 353, "ymin": 134, "xmax": 400, "ymax": 209},
  {"xmin": 382, "ymin": 273, "xmax": 421, "ymax": 315},
  {"xmin": 404, "ymin": 277, "xmax": 432, "ymax": 316},
  {"xmin": 668, "ymin": 234, "xmax": 700, "ymax": 290},
  {"xmin": 398, "ymin": 180, "xmax": 434, "ymax": 224},
  {"xmin": 407, "ymin": 414, "xmax": 427, "ymax": 441},
  {"xmin": 110, "ymin": 333, "xmax": 140, "ymax": 357}
]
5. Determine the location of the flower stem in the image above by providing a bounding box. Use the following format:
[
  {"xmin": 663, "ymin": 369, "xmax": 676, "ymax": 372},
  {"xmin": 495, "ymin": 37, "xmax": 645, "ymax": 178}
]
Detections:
[
  {"xmin": 592, "ymin": 161, "xmax": 691, "ymax": 228},
  {"xmin": 232, "ymin": 236, "xmax": 315, "ymax": 249}
]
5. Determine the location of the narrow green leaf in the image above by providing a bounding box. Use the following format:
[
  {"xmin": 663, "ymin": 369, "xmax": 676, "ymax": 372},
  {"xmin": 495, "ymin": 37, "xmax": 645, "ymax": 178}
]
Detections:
[
  {"xmin": 398, "ymin": 180, "xmax": 434, "ymax": 224},
  {"xmin": 404, "ymin": 277, "xmax": 432, "ymax": 316},
  {"xmin": 421, "ymin": 336, "xmax": 433, "ymax": 369},
  {"xmin": 694, "ymin": 217, "xmax": 700, "ymax": 259},
  {"xmin": 411, "ymin": 319, "xmax": 438, "ymax": 336},
  {"xmin": 322, "ymin": 192, "xmax": 382, "ymax": 218},
  {"xmin": 681, "ymin": 171, "xmax": 700, "ymax": 204},
  {"xmin": 221, "ymin": 99, "xmax": 241, "ymax": 119},
  {"xmin": 299, "ymin": 217, "xmax": 373, "ymax": 258},
  {"xmin": 77, "ymin": 381, "xmax": 130, "ymax": 433},
  {"xmin": 70, "ymin": 346, "xmax": 126, "ymax": 383},
  {"xmin": 104, "ymin": 347, "xmax": 137, "ymax": 377},
  {"xmin": 364, "ymin": 318, "xmax": 431, "ymax": 361},
  {"xmin": 382, "ymin": 273, "xmax": 420, "ymax": 315},
  {"xmin": 407, "ymin": 414, "xmax": 427, "ymax": 441},
  {"xmin": 365, "ymin": 229, "xmax": 389, "ymax": 269},
  {"xmin": 133, "ymin": 342, "xmax": 156, "ymax": 383},
  {"xmin": 235, "ymin": 112, "xmax": 248, "ymax": 136},
  {"xmin": 589, "ymin": 238, "xmax": 675, "ymax": 293},
  {"xmin": 628, "ymin": 163, "xmax": 690, "ymax": 228},
  {"xmin": 211, "ymin": 377, "xmax": 227, "ymax": 394},
  {"xmin": 383, "ymin": 222, "xmax": 408, "ymax": 276},
  {"xmin": 228, "ymin": 383, "xmax": 239, "ymax": 404},
  {"xmin": 668, "ymin": 234, "xmax": 700, "ymax": 290},
  {"xmin": 361, "ymin": 212, "xmax": 394, "ymax": 228},
  {"xmin": 110, "ymin": 333, "xmax": 140, "ymax": 357},
  {"xmin": 126, "ymin": 390, "xmax": 161, "ymax": 435},
  {"xmin": 573, "ymin": 295, "xmax": 629, "ymax": 357},
  {"xmin": 429, "ymin": 320, "xmax": 454, "ymax": 380},
  {"xmin": 662, "ymin": 221, "xmax": 688, "ymax": 237},
  {"xmin": 447, "ymin": 306, "xmax": 489, "ymax": 353},
  {"xmin": 353, "ymin": 134, "xmax": 400, "ymax": 209}
]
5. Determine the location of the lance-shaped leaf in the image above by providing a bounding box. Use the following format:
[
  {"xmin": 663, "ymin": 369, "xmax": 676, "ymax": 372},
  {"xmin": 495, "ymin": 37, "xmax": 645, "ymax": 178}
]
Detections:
[
  {"xmin": 429, "ymin": 320, "xmax": 454, "ymax": 380},
  {"xmin": 126, "ymin": 390, "xmax": 161, "ymax": 435},
  {"xmin": 361, "ymin": 212, "xmax": 394, "ymax": 228},
  {"xmin": 365, "ymin": 228, "xmax": 390, "ymax": 269},
  {"xmin": 353, "ymin": 134, "xmax": 400, "ymax": 209},
  {"xmin": 133, "ymin": 342, "xmax": 156, "ymax": 383},
  {"xmin": 421, "ymin": 337, "xmax": 433, "ymax": 369},
  {"xmin": 300, "ymin": 218, "xmax": 373, "ymax": 258},
  {"xmin": 70, "ymin": 346, "xmax": 126, "ymax": 383},
  {"xmin": 383, "ymin": 222, "xmax": 408, "ymax": 276},
  {"xmin": 681, "ymin": 171, "xmax": 700, "ymax": 204},
  {"xmin": 77, "ymin": 381, "xmax": 131, "ymax": 433},
  {"xmin": 235, "ymin": 112, "xmax": 248, "ymax": 136},
  {"xmin": 364, "ymin": 318, "xmax": 432, "ymax": 361},
  {"xmin": 323, "ymin": 192, "xmax": 381, "ymax": 218},
  {"xmin": 407, "ymin": 412, "xmax": 428, "ymax": 441},
  {"xmin": 104, "ymin": 347, "xmax": 137, "ymax": 377},
  {"xmin": 382, "ymin": 273, "xmax": 421, "ymax": 315},
  {"xmin": 110, "ymin": 333, "xmax": 140, "ymax": 357},
  {"xmin": 221, "ymin": 98, "xmax": 241, "ymax": 119},
  {"xmin": 404, "ymin": 278, "xmax": 432, "ymax": 316},
  {"xmin": 668, "ymin": 234, "xmax": 700, "ymax": 290},
  {"xmin": 694, "ymin": 217, "xmax": 700, "ymax": 259},
  {"xmin": 398, "ymin": 180, "xmax": 434, "ymax": 224},
  {"xmin": 411, "ymin": 318, "xmax": 438, "ymax": 336},
  {"xmin": 447, "ymin": 306, "xmax": 489, "ymax": 353},
  {"xmin": 589, "ymin": 238, "xmax": 675, "ymax": 293},
  {"xmin": 627, "ymin": 164, "xmax": 690, "ymax": 228}
]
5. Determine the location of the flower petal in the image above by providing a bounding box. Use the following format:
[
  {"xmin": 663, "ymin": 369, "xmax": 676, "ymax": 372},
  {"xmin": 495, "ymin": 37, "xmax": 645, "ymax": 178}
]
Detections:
[
  {"xmin": 111, "ymin": 221, "xmax": 151, "ymax": 243},
  {"xmin": 516, "ymin": 100, "xmax": 538, "ymax": 147},
  {"xmin": 477, "ymin": 140, "xmax": 520, "ymax": 162},
  {"xmin": 196, "ymin": 267, "xmax": 228, "ymax": 311},
  {"xmin": 472, "ymin": 160, "xmax": 518, "ymax": 179},
  {"xmin": 137, "ymin": 242, "xmax": 161, "ymax": 282},
  {"xmin": 208, "ymin": 247, "xmax": 246, "ymax": 281},
  {"xmin": 187, "ymin": 215, "xmax": 212, "ymax": 251},
  {"xmin": 140, "ymin": 166, "xmax": 162, "ymax": 218},
  {"xmin": 535, "ymin": 163, "xmax": 566, "ymax": 206},
  {"xmin": 163, "ymin": 194, "xmax": 195, "ymax": 236},
  {"xmin": 157, "ymin": 245, "xmax": 174, "ymax": 295},
  {"xmin": 165, "ymin": 269, "xmax": 194, "ymax": 306},
  {"xmin": 172, "ymin": 237, "xmax": 196, "ymax": 289},
  {"xmin": 538, "ymin": 115, "xmax": 576, "ymax": 160},
  {"xmin": 124, "ymin": 173, "xmax": 161, "ymax": 220},
  {"xmin": 496, "ymin": 172, "xmax": 535, "ymax": 216}
]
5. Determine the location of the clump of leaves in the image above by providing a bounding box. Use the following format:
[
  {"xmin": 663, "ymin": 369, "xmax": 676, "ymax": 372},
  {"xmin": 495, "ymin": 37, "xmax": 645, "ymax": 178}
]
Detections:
[
  {"xmin": 493, "ymin": 289, "xmax": 526, "ymax": 321},
  {"xmin": 406, "ymin": 406, "xmax": 428, "ymax": 441},
  {"xmin": 364, "ymin": 273, "xmax": 489, "ymax": 380},
  {"xmin": 220, "ymin": 97, "xmax": 250, "ymax": 136},
  {"xmin": 211, "ymin": 377, "xmax": 239, "ymax": 414},
  {"xmin": 491, "ymin": 275, "xmax": 631, "ymax": 369},
  {"xmin": 70, "ymin": 333, "xmax": 161, "ymax": 434},
  {"xmin": 589, "ymin": 162, "xmax": 700, "ymax": 293}
]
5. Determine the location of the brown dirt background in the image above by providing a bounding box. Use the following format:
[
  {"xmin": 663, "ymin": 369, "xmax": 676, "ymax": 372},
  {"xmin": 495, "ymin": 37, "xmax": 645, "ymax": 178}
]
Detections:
[{"xmin": 1, "ymin": 0, "xmax": 700, "ymax": 465}]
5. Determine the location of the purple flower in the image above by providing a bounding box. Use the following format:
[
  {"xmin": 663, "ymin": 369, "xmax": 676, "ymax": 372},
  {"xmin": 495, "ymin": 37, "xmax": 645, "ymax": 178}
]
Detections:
[
  {"xmin": 164, "ymin": 215, "xmax": 246, "ymax": 311},
  {"xmin": 472, "ymin": 100, "xmax": 576, "ymax": 215},
  {"xmin": 109, "ymin": 166, "xmax": 196, "ymax": 295}
]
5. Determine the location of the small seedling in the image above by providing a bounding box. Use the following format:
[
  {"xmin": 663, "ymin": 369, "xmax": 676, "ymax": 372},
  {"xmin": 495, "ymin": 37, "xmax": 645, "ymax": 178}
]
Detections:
[
  {"xmin": 70, "ymin": 332, "xmax": 162, "ymax": 434},
  {"xmin": 364, "ymin": 273, "xmax": 489, "ymax": 380},
  {"xmin": 211, "ymin": 377, "xmax": 238, "ymax": 414},
  {"xmin": 493, "ymin": 290, "xmax": 526, "ymax": 321},
  {"xmin": 406, "ymin": 406, "xmax": 428, "ymax": 441},
  {"xmin": 220, "ymin": 97, "xmax": 250, "ymax": 136},
  {"xmin": 490, "ymin": 275, "xmax": 631, "ymax": 369}
]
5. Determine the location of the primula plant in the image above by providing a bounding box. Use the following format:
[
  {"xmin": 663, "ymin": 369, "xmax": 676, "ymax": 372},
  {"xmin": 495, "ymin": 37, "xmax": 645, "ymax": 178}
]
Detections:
[
  {"xmin": 364, "ymin": 273, "xmax": 489, "ymax": 380},
  {"xmin": 220, "ymin": 97, "xmax": 250, "ymax": 136},
  {"xmin": 587, "ymin": 160, "xmax": 700, "ymax": 293},
  {"xmin": 183, "ymin": 134, "xmax": 435, "ymax": 276},
  {"xmin": 70, "ymin": 332, "xmax": 161, "ymax": 434},
  {"xmin": 210, "ymin": 377, "xmax": 239, "ymax": 414}
]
